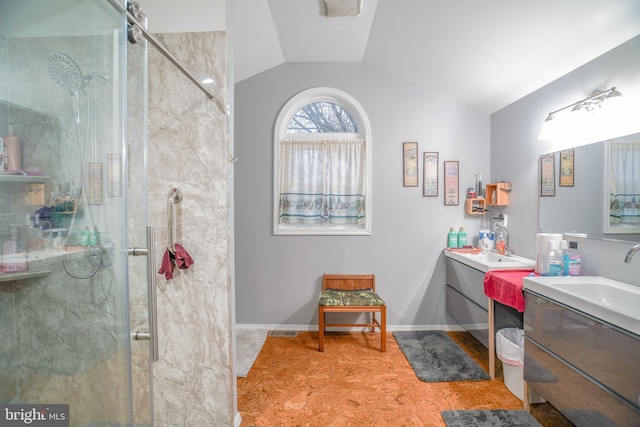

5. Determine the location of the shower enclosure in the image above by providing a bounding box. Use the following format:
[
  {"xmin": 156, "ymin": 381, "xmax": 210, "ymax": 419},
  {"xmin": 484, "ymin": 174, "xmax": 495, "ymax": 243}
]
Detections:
[{"xmin": 1, "ymin": 0, "xmax": 152, "ymax": 425}]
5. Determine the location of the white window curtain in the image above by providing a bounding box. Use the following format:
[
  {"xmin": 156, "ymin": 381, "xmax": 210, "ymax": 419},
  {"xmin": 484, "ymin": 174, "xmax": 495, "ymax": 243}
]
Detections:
[
  {"xmin": 278, "ymin": 138, "xmax": 365, "ymax": 225},
  {"xmin": 609, "ymin": 141, "xmax": 640, "ymax": 222}
]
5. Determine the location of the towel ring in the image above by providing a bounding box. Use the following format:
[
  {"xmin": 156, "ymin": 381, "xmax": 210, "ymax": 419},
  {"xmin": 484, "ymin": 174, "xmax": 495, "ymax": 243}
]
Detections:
[{"xmin": 167, "ymin": 187, "xmax": 183, "ymax": 251}]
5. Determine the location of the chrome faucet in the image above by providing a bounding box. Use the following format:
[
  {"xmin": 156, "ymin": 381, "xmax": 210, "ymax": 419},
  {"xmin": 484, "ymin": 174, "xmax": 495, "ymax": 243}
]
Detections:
[{"xmin": 624, "ymin": 242, "xmax": 640, "ymax": 263}]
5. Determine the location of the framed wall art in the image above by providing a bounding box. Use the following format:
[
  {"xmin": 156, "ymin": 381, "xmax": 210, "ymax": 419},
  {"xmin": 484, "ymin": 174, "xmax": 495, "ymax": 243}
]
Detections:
[
  {"xmin": 559, "ymin": 148, "xmax": 574, "ymax": 187},
  {"xmin": 540, "ymin": 152, "xmax": 555, "ymax": 196},
  {"xmin": 403, "ymin": 142, "xmax": 419, "ymax": 187},
  {"xmin": 423, "ymin": 152, "xmax": 438, "ymax": 197},
  {"xmin": 443, "ymin": 160, "xmax": 459, "ymax": 206}
]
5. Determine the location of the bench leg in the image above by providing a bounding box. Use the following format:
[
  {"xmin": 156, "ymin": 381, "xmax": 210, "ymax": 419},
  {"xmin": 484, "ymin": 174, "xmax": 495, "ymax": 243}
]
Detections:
[
  {"xmin": 380, "ymin": 306, "xmax": 386, "ymax": 352},
  {"xmin": 318, "ymin": 307, "xmax": 324, "ymax": 352}
]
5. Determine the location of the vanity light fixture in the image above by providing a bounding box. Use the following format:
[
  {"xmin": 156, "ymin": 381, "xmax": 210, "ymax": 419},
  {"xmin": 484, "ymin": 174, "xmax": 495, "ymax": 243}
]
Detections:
[{"xmin": 539, "ymin": 87, "xmax": 622, "ymax": 140}]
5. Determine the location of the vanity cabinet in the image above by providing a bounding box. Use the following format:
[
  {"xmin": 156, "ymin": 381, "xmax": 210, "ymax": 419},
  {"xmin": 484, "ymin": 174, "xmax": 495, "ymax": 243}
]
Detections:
[
  {"xmin": 445, "ymin": 256, "xmax": 523, "ymax": 348},
  {"xmin": 446, "ymin": 256, "xmax": 490, "ymax": 346},
  {"xmin": 524, "ymin": 291, "xmax": 640, "ymax": 426}
]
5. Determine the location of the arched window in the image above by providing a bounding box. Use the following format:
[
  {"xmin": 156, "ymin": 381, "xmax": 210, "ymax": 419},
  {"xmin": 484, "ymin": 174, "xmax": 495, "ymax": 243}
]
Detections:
[{"xmin": 273, "ymin": 87, "xmax": 371, "ymax": 235}]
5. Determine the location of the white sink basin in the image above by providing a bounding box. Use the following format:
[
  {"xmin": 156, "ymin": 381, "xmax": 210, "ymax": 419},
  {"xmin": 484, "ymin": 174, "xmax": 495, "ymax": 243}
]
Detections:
[
  {"xmin": 444, "ymin": 250, "xmax": 535, "ymax": 272},
  {"xmin": 523, "ymin": 276, "xmax": 640, "ymax": 335}
]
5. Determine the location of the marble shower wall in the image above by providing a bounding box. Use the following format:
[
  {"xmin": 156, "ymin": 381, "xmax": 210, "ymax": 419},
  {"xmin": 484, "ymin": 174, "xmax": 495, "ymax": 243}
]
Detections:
[{"xmin": 146, "ymin": 31, "xmax": 233, "ymax": 426}]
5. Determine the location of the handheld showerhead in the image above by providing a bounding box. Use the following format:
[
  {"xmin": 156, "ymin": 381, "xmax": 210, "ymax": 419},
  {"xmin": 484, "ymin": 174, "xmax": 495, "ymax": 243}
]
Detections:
[{"xmin": 46, "ymin": 52, "xmax": 85, "ymax": 94}]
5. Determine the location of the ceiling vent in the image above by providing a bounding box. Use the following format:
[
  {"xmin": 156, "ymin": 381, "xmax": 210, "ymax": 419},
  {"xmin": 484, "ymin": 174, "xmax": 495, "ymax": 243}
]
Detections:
[{"xmin": 322, "ymin": 0, "xmax": 363, "ymax": 17}]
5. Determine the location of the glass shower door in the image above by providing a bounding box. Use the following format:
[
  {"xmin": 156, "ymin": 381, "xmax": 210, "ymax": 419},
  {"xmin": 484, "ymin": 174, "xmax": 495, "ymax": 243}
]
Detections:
[
  {"xmin": 126, "ymin": 12, "xmax": 155, "ymax": 427},
  {"xmin": 0, "ymin": 0, "xmax": 151, "ymax": 425}
]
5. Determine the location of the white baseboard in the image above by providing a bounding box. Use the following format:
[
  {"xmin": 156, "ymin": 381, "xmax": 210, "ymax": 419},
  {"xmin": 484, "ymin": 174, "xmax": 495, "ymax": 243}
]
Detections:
[{"xmin": 236, "ymin": 324, "xmax": 466, "ymax": 332}]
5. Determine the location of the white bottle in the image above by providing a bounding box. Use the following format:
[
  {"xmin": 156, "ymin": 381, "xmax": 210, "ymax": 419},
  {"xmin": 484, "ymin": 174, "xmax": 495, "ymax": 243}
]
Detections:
[
  {"xmin": 2, "ymin": 226, "xmax": 28, "ymax": 272},
  {"xmin": 484, "ymin": 232, "xmax": 495, "ymax": 252},
  {"xmin": 542, "ymin": 240, "xmax": 562, "ymax": 276}
]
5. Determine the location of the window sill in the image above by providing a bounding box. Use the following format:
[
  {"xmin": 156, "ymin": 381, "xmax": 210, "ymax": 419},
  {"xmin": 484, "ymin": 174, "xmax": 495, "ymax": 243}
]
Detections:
[{"xmin": 274, "ymin": 225, "xmax": 371, "ymax": 236}]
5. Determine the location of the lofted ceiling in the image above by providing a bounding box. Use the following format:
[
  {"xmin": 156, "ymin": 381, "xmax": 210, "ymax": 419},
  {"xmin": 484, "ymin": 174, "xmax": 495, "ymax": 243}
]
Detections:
[{"xmin": 233, "ymin": 0, "xmax": 640, "ymax": 114}]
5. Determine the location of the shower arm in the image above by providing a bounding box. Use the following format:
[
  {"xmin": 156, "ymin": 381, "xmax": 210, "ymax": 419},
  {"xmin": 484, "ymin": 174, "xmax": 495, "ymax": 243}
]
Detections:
[{"xmin": 104, "ymin": 0, "xmax": 224, "ymax": 112}]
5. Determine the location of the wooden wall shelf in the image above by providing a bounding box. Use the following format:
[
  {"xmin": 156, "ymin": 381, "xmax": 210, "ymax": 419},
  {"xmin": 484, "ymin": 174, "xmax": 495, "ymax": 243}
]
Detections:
[
  {"xmin": 486, "ymin": 182, "xmax": 510, "ymax": 206},
  {"xmin": 465, "ymin": 198, "xmax": 486, "ymax": 215}
]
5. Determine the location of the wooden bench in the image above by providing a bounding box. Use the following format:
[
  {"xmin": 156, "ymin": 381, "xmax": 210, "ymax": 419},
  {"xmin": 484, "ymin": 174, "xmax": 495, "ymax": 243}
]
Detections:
[{"xmin": 318, "ymin": 274, "xmax": 386, "ymax": 352}]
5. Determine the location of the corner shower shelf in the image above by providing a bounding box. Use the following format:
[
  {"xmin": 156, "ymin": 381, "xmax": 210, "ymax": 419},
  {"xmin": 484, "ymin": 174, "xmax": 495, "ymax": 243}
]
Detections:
[
  {"xmin": 0, "ymin": 175, "xmax": 50, "ymax": 184},
  {"xmin": 0, "ymin": 270, "xmax": 51, "ymax": 283}
]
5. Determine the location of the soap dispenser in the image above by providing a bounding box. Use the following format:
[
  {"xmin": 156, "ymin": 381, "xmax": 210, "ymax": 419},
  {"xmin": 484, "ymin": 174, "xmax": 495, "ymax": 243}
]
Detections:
[{"xmin": 495, "ymin": 231, "xmax": 506, "ymax": 254}]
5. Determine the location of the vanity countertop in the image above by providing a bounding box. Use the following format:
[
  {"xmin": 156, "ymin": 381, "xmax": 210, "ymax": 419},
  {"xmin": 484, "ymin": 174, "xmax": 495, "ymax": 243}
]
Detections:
[{"xmin": 444, "ymin": 248, "xmax": 535, "ymax": 272}]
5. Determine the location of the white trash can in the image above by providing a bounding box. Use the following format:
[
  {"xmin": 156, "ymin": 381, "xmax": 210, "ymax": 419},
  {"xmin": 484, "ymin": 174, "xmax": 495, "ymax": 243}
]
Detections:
[{"xmin": 496, "ymin": 328, "xmax": 545, "ymax": 403}]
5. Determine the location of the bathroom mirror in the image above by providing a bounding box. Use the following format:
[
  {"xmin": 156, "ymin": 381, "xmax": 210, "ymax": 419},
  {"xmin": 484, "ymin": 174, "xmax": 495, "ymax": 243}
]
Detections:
[{"xmin": 538, "ymin": 132, "xmax": 640, "ymax": 242}]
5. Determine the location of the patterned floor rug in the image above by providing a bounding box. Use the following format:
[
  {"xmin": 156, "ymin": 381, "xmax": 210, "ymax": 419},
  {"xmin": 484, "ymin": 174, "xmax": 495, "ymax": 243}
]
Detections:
[
  {"xmin": 442, "ymin": 409, "xmax": 542, "ymax": 426},
  {"xmin": 393, "ymin": 330, "xmax": 490, "ymax": 382}
]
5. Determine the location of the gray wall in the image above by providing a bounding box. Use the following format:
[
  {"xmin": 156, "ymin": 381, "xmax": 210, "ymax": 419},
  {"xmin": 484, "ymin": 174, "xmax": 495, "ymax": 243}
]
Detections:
[
  {"xmin": 235, "ymin": 62, "xmax": 491, "ymax": 328},
  {"xmin": 491, "ymin": 35, "xmax": 640, "ymax": 286}
]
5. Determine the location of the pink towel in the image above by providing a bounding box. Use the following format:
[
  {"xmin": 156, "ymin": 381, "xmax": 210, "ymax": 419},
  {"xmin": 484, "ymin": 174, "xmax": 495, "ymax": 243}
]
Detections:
[
  {"xmin": 483, "ymin": 269, "xmax": 534, "ymax": 312},
  {"xmin": 158, "ymin": 248, "xmax": 175, "ymax": 280},
  {"xmin": 174, "ymin": 243, "xmax": 194, "ymax": 270}
]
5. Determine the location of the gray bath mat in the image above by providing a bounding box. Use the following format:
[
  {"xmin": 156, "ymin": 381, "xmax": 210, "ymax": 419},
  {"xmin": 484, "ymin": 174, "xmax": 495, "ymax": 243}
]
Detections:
[
  {"xmin": 236, "ymin": 328, "xmax": 268, "ymax": 377},
  {"xmin": 442, "ymin": 409, "xmax": 542, "ymax": 427},
  {"xmin": 393, "ymin": 331, "xmax": 490, "ymax": 382}
]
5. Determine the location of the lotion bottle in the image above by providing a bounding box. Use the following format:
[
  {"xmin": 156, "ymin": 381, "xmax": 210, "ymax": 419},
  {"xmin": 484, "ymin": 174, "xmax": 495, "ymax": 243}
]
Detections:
[
  {"xmin": 448, "ymin": 227, "xmax": 458, "ymax": 248},
  {"xmin": 457, "ymin": 227, "xmax": 467, "ymax": 247}
]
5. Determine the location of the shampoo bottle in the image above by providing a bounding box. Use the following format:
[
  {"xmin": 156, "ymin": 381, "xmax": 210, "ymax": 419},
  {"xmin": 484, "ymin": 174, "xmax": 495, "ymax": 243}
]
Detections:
[
  {"xmin": 448, "ymin": 227, "xmax": 458, "ymax": 248},
  {"xmin": 457, "ymin": 227, "xmax": 468, "ymax": 247},
  {"xmin": 3, "ymin": 128, "xmax": 21, "ymax": 172}
]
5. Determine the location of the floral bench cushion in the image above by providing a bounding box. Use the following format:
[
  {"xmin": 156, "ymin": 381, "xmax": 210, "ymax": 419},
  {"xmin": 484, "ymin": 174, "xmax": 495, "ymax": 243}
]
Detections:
[{"xmin": 319, "ymin": 289, "xmax": 386, "ymax": 307}]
